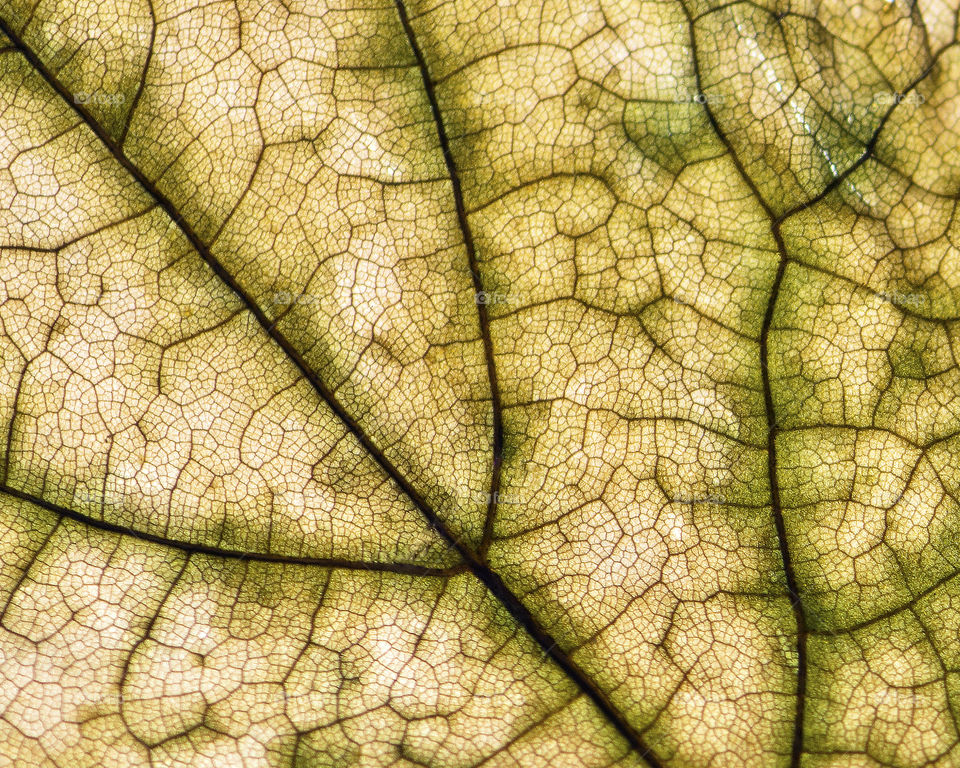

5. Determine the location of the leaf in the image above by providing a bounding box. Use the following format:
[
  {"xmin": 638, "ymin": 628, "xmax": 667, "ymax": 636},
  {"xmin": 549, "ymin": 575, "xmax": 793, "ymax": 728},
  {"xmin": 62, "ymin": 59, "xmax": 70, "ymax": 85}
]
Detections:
[{"xmin": 0, "ymin": 0, "xmax": 957, "ymax": 766}]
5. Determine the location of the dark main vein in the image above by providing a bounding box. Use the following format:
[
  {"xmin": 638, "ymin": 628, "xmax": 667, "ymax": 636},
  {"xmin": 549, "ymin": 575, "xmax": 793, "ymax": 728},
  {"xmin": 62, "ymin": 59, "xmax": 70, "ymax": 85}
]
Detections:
[
  {"xmin": 682, "ymin": 8, "xmax": 809, "ymax": 767},
  {"xmin": 0, "ymin": 484, "xmax": 464, "ymax": 575},
  {"xmin": 758, "ymin": 230, "xmax": 808, "ymax": 768},
  {"xmin": 0, "ymin": 15, "xmax": 662, "ymax": 765},
  {"xmin": 684, "ymin": 6, "xmax": 948, "ymax": 766},
  {"xmin": 390, "ymin": 0, "xmax": 505, "ymax": 557}
]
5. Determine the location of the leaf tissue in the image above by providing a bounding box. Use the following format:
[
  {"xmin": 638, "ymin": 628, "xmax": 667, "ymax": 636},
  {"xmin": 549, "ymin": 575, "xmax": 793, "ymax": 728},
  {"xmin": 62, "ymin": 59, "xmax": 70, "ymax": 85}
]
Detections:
[{"xmin": 0, "ymin": 0, "xmax": 957, "ymax": 766}]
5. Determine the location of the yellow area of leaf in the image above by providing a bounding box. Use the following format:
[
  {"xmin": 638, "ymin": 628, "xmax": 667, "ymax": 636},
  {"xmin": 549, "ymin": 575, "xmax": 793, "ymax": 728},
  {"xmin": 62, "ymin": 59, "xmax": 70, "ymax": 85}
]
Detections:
[{"xmin": 0, "ymin": 0, "xmax": 958, "ymax": 766}]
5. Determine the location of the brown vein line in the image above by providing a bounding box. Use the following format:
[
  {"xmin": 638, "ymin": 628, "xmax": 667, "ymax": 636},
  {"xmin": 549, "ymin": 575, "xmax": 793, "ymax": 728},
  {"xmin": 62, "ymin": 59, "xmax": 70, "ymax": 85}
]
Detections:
[
  {"xmin": 778, "ymin": 43, "xmax": 951, "ymax": 222},
  {"xmin": 685, "ymin": 18, "xmax": 950, "ymax": 768},
  {"xmin": 389, "ymin": 0, "xmax": 505, "ymax": 558},
  {"xmin": 758, "ymin": 234, "xmax": 807, "ymax": 768},
  {"xmin": 117, "ymin": 1, "xmax": 156, "ymax": 146},
  {"xmin": 0, "ymin": 17, "xmax": 469, "ymax": 556},
  {"xmin": 682, "ymin": 8, "xmax": 809, "ymax": 767},
  {"xmin": 389, "ymin": 1, "xmax": 665, "ymax": 762},
  {"xmin": 0, "ymin": 484, "xmax": 464, "ymax": 575},
  {"xmin": 812, "ymin": 567, "xmax": 960, "ymax": 636},
  {"xmin": 0, "ymin": 15, "xmax": 662, "ymax": 765}
]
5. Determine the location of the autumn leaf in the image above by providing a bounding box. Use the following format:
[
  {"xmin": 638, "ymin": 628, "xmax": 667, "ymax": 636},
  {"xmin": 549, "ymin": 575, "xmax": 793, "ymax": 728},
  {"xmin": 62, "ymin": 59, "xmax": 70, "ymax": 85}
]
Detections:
[{"xmin": 0, "ymin": 0, "xmax": 957, "ymax": 766}]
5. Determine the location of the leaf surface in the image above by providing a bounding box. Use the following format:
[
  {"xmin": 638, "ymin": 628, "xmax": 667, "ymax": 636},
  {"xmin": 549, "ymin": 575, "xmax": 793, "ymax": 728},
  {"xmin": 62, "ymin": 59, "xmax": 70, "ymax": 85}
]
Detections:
[{"xmin": 0, "ymin": 0, "xmax": 958, "ymax": 766}]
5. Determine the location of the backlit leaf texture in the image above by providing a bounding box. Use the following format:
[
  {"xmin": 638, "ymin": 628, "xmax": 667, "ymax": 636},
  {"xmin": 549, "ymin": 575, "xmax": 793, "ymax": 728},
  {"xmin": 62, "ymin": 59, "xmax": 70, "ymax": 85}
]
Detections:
[{"xmin": 0, "ymin": 0, "xmax": 958, "ymax": 766}]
